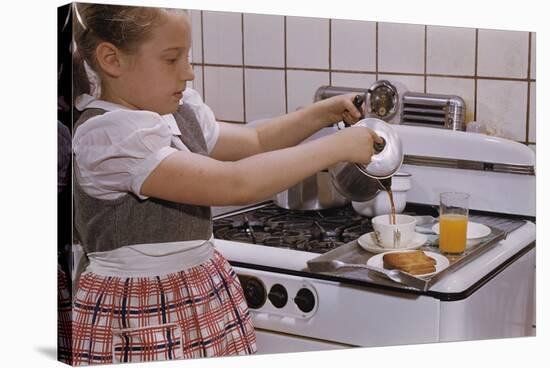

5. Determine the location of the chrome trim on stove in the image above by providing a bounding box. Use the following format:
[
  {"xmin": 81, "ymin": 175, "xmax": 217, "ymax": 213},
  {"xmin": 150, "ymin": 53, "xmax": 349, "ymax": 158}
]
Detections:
[
  {"xmin": 212, "ymin": 202, "xmax": 272, "ymax": 220},
  {"xmin": 404, "ymin": 155, "xmax": 535, "ymax": 176}
]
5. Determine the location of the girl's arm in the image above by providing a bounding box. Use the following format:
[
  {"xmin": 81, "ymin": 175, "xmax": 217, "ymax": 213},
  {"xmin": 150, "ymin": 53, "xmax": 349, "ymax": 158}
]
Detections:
[
  {"xmin": 210, "ymin": 94, "xmax": 363, "ymax": 161},
  {"xmin": 140, "ymin": 127, "xmax": 377, "ymax": 206}
]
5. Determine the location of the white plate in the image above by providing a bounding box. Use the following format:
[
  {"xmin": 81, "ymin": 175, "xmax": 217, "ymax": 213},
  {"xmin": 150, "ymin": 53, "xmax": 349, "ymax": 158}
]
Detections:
[
  {"xmin": 366, "ymin": 250, "xmax": 450, "ymax": 277},
  {"xmin": 431, "ymin": 221, "xmax": 492, "ymax": 247},
  {"xmin": 358, "ymin": 232, "xmax": 428, "ymax": 254}
]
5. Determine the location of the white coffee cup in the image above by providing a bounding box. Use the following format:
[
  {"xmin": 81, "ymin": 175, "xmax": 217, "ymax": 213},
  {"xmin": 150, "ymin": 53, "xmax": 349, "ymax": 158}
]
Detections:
[{"xmin": 371, "ymin": 214, "xmax": 417, "ymax": 248}]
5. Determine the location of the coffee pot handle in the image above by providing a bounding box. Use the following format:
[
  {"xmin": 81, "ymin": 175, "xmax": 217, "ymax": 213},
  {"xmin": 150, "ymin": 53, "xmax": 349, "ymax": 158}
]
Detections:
[
  {"xmin": 352, "ymin": 94, "xmax": 365, "ymax": 120},
  {"xmin": 336, "ymin": 93, "xmax": 365, "ymax": 129},
  {"xmin": 352, "ymin": 94, "xmax": 387, "ymax": 154},
  {"xmin": 335, "ymin": 93, "xmax": 366, "ymax": 129}
]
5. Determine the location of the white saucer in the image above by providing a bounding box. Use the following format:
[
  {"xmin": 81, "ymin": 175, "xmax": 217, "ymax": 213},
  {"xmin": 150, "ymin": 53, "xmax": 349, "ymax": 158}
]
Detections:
[
  {"xmin": 366, "ymin": 250, "xmax": 450, "ymax": 277},
  {"xmin": 431, "ymin": 221, "xmax": 492, "ymax": 247},
  {"xmin": 358, "ymin": 232, "xmax": 428, "ymax": 254}
]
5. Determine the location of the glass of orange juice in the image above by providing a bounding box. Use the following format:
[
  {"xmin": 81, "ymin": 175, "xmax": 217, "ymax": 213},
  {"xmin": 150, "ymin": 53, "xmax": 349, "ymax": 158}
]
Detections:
[{"xmin": 439, "ymin": 192, "xmax": 470, "ymax": 255}]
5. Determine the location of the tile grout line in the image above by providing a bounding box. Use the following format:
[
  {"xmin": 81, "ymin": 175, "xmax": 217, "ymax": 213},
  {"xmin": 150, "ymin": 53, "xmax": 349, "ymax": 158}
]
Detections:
[
  {"xmin": 191, "ymin": 62, "xmax": 535, "ymax": 82},
  {"xmin": 329, "ymin": 18, "xmax": 332, "ymax": 86},
  {"xmin": 241, "ymin": 13, "xmax": 246, "ymax": 124},
  {"xmin": 284, "ymin": 16, "xmax": 288, "ymax": 114},
  {"xmin": 424, "ymin": 25, "xmax": 427, "ymax": 93},
  {"xmin": 525, "ymin": 32, "xmax": 532, "ymax": 145},
  {"xmin": 200, "ymin": 11, "xmax": 206, "ymax": 103},
  {"xmin": 191, "ymin": 61, "xmax": 536, "ymax": 82},
  {"xmin": 375, "ymin": 22, "xmax": 379, "ymax": 81},
  {"xmin": 321, "ymin": 68, "xmax": 378, "ymax": 75},
  {"xmin": 426, "ymin": 74, "xmax": 534, "ymax": 82},
  {"xmin": 218, "ymin": 119, "xmax": 246, "ymax": 124},
  {"xmin": 474, "ymin": 28, "xmax": 478, "ymax": 122}
]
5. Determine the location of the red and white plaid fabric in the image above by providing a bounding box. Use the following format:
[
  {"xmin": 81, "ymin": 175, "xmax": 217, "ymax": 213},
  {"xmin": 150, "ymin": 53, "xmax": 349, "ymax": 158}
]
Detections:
[
  {"xmin": 58, "ymin": 262, "xmax": 73, "ymax": 365},
  {"xmin": 71, "ymin": 250, "xmax": 257, "ymax": 365}
]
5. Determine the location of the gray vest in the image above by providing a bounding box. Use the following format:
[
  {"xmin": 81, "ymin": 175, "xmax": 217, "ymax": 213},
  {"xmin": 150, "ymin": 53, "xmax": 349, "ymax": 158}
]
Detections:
[{"xmin": 73, "ymin": 104, "xmax": 213, "ymax": 255}]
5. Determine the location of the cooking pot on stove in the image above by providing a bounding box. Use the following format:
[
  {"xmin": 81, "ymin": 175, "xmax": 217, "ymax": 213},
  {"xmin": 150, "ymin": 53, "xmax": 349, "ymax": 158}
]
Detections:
[
  {"xmin": 260, "ymin": 119, "xmax": 348, "ymax": 210},
  {"xmin": 273, "ymin": 169, "xmax": 350, "ymax": 210},
  {"xmin": 329, "ymin": 114, "xmax": 404, "ymax": 202}
]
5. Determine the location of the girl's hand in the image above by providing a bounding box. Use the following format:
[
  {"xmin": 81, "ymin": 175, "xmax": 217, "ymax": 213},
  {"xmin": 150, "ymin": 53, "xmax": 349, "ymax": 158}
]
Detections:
[
  {"xmin": 333, "ymin": 126, "xmax": 383, "ymax": 164},
  {"xmin": 314, "ymin": 93, "xmax": 365, "ymax": 126}
]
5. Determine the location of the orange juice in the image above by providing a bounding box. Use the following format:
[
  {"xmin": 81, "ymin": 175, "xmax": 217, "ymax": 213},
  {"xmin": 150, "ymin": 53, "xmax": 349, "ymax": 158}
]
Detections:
[{"xmin": 439, "ymin": 214, "xmax": 468, "ymax": 254}]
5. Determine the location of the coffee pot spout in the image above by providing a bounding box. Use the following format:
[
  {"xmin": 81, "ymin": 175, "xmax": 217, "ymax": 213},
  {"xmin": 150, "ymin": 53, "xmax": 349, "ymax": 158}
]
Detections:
[{"xmin": 379, "ymin": 177, "xmax": 392, "ymax": 191}]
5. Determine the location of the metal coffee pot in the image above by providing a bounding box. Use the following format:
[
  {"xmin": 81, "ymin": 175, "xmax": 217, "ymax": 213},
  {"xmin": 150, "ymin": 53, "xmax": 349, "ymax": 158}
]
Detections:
[{"xmin": 329, "ymin": 99, "xmax": 404, "ymax": 202}]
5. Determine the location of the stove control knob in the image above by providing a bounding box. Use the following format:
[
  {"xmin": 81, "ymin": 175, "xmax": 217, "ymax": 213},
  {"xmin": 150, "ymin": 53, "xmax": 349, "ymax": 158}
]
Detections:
[
  {"xmin": 294, "ymin": 288, "xmax": 315, "ymax": 313},
  {"xmin": 238, "ymin": 275, "xmax": 266, "ymax": 309},
  {"xmin": 268, "ymin": 284, "xmax": 288, "ymax": 309}
]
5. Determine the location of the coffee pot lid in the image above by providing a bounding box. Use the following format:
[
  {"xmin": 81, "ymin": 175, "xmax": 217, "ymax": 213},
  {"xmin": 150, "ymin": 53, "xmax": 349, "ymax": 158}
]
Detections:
[{"xmin": 354, "ymin": 118, "xmax": 403, "ymax": 179}]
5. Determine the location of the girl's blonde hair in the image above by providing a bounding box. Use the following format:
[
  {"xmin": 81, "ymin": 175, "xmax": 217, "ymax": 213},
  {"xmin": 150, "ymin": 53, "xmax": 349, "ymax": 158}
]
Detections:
[{"xmin": 72, "ymin": 3, "xmax": 184, "ymax": 98}]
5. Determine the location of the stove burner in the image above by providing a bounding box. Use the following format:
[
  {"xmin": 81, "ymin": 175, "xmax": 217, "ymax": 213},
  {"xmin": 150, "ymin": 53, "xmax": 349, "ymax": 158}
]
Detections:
[
  {"xmin": 266, "ymin": 215, "xmax": 312, "ymax": 230},
  {"xmin": 316, "ymin": 207, "xmax": 363, "ymax": 223},
  {"xmin": 305, "ymin": 239, "xmax": 345, "ymax": 253},
  {"xmin": 266, "ymin": 215, "xmax": 350, "ymax": 238},
  {"xmin": 341, "ymin": 222, "xmax": 374, "ymax": 242},
  {"xmin": 313, "ymin": 220, "xmax": 343, "ymax": 238},
  {"xmin": 214, "ymin": 218, "xmax": 237, "ymax": 227},
  {"xmin": 216, "ymin": 228, "xmax": 271, "ymax": 244},
  {"xmin": 213, "ymin": 203, "xmax": 373, "ymax": 254},
  {"xmin": 264, "ymin": 236, "xmax": 309, "ymax": 251}
]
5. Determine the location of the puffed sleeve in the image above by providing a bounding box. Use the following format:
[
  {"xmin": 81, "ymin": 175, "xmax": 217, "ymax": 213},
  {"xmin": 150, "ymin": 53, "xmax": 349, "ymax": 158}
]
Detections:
[
  {"xmin": 181, "ymin": 88, "xmax": 220, "ymax": 154},
  {"xmin": 73, "ymin": 110, "xmax": 183, "ymax": 200}
]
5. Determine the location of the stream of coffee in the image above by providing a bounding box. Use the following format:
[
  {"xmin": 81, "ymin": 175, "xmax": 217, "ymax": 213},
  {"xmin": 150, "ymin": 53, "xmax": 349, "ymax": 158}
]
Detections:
[
  {"xmin": 387, "ymin": 189, "xmax": 396, "ymax": 225},
  {"xmin": 380, "ymin": 179, "xmax": 396, "ymax": 225}
]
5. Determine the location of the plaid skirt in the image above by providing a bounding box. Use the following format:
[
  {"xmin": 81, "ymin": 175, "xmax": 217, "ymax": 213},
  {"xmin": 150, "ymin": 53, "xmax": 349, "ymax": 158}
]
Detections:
[
  {"xmin": 71, "ymin": 249, "xmax": 257, "ymax": 365},
  {"xmin": 58, "ymin": 262, "xmax": 73, "ymax": 364}
]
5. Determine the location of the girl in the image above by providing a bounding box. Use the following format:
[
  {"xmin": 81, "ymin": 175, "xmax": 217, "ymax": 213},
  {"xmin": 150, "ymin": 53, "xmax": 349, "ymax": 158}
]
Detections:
[{"xmin": 71, "ymin": 3, "xmax": 380, "ymax": 366}]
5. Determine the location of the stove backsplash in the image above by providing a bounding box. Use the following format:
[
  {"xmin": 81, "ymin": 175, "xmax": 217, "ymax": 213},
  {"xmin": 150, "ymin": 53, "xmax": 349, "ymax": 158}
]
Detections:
[{"xmin": 188, "ymin": 10, "xmax": 535, "ymax": 151}]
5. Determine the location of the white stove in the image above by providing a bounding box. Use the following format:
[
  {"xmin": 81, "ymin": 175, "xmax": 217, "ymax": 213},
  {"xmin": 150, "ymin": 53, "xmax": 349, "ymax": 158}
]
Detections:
[{"xmin": 212, "ymin": 126, "xmax": 536, "ymax": 354}]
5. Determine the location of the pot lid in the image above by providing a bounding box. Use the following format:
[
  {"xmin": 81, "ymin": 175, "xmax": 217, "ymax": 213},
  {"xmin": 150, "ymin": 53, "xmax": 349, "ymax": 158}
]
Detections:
[{"xmin": 354, "ymin": 118, "xmax": 403, "ymax": 179}]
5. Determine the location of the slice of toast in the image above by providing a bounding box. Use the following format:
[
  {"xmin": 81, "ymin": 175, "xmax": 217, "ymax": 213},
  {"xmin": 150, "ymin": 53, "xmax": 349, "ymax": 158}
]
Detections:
[{"xmin": 383, "ymin": 250, "xmax": 436, "ymax": 275}]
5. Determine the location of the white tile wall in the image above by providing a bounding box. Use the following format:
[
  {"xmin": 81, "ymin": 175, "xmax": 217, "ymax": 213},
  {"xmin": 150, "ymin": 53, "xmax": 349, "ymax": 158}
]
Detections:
[
  {"xmin": 189, "ymin": 10, "xmax": 202, "ymax": 63},
  {"xmin": 191, "ymin": 65, "xmax": 203, "ymax": 98},
  {"xmin": 203, "ymin": 11, "xmax": 242, "ymax": 65},
  {"xmin": 427, "ymin": 26, "xmax": 476, "ymax": 76},
  {"xmin": 244, "ymin": 14, "xmax": 285, "ymax": 67},
  {"xmin": 378, "ymin": 23, "xmax": 425, "ymax": 74},
  {"xmin": 245, "ymin": 69, "xmax": 286, "ymax": 121},
  {"xmin": 530, "ymin": 33, "xmax": 536, "ymax": 79},
  {"xmin": 478, "ymin": 29, "xmax": 529, "ymax": 79},
  {"xmin": 378, "ymin": 74, "xmax": 424, "ymax": 95},
  {"xmin": 287, "ymin": 70, "xmax": 329, "ymax": 113},
  {"xmin": 192, "ymin": 11, "xmax": 535, "ymax": 146},
  {"xmin": 529, "ymin": 82, "xmax": 536, "ymax": 143},
  {"xmin": 426, "ymin": 77, "xmax": 476, "ymax": 123},
  {"xmin": 331, "ymin": 73, "xmax": 376, "ymax": 89},
  {"xmin": 286, "ymin": 16, "xmax": 329, "ymax": 69},
  {"xmin": 331, "ymin": 19, "xmax": 376, "ymax": 71},
  {"xmin": 477, "ymin": 79, "xmax": 528, "ymax": 141},
  {"xmin": 204, "ymin": 66, "xmax": 244, "ymax": 121}
]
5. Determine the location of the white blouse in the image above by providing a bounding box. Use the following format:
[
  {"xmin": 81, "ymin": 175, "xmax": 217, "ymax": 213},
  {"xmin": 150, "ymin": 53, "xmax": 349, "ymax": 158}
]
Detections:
[{"xmin": 73, "ymin": 88, "xmax": 220, "ymax": 200}]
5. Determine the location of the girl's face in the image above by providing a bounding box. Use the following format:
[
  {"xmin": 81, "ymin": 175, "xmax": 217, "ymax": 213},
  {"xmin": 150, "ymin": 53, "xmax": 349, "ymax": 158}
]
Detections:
[{"xmin": 117, "ymin": 11, "xmax": 195, "ymax": 115}]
